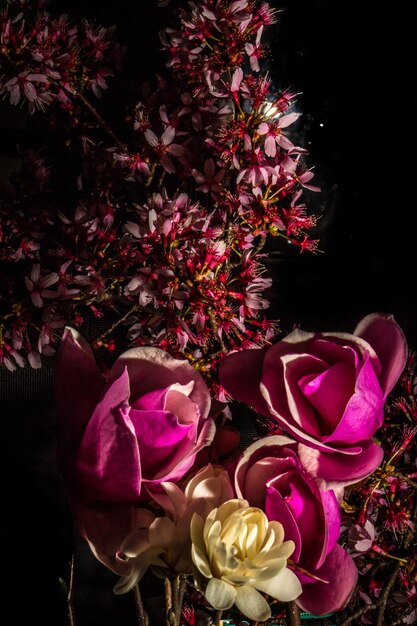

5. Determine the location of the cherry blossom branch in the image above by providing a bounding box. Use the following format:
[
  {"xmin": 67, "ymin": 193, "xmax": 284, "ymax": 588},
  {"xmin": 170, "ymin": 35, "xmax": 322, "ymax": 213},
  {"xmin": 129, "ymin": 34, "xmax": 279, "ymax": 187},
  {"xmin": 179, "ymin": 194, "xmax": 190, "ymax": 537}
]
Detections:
[
  {"xmin": 375, "ymin": 562, "xmax": 401, "ymax": 626},
  {"xmin": 75, "ymin": 90, "xmax": 127, "ymax": 151},
  {"xmin": 93, "ymin": 304, "xmax": 140, "ymax": 346},
  {"xmin": 67, "ymin": 551, "xmax": 76, "ymax": 626},
  {"xmin": 339, "ymin": 602, "xmax": 378, "ymax": 626}
]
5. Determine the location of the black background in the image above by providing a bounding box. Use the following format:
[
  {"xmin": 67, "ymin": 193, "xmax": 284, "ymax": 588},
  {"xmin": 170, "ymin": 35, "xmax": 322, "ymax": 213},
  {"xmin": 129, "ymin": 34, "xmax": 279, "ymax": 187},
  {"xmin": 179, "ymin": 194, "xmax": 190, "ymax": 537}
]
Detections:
[{"xmin": 0, "ymin": 1, "xmax": 414, "ymax": 624}]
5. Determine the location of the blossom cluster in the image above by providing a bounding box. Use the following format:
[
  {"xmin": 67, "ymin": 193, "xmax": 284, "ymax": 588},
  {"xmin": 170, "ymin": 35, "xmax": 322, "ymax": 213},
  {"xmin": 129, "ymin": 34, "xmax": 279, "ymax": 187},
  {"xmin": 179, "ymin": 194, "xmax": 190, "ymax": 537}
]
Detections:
[
  {"xmin": 0, "ymin": 0, "xmax": 123, "ymax": 112},
  {"xmin": 55, "ymin": 312, "xmax": 407, "ymax": 622},
  {"xmin": 0, "ymin": 0, "xmax": 319, "ymax": 376}
]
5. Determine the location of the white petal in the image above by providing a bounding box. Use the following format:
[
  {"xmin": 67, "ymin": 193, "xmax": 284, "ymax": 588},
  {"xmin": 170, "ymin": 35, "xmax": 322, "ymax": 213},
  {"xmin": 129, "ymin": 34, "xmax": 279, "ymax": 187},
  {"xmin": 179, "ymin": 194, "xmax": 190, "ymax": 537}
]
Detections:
[
  {"xmin": 191, "ymin": 542, "xmax": 212, "ymax": 579},
  {"xmin": 205, "ymin": 578, "xmax": 236, "ymax": 610},
  {"xmin": 234, "ymin": 585, "xmax": 271, "ymax": 622},
  {"xmin": 254, "ymin": 566, "xmax": 302, "ymax": 602}
]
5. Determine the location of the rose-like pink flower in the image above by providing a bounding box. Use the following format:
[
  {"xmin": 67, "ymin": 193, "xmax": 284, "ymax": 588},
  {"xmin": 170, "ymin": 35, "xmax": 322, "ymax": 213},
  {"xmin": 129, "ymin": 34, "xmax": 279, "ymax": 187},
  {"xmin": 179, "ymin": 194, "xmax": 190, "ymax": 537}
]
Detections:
[
  {"xmin": 221, "ymin": 314, "xmax": 407, "ymax": 487},
  {"xmin": 55, "ymin": 327, "xmax": 215, "ymax": 573},
  {"xmin": 234, "ymin": 435, "xmax": 358, "ymax": 615}
]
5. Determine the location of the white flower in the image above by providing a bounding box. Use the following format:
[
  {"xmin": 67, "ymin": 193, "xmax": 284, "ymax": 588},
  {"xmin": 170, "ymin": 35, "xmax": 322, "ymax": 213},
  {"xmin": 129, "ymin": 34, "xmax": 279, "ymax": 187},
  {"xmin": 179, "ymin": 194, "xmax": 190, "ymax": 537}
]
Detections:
[
  {"xmin": 113, "ymin": 465, "xmax": 234, "ymax": 594},
  {"xmin": 190, "ymin": 499, "xmax": 301, "ymax": 622}
]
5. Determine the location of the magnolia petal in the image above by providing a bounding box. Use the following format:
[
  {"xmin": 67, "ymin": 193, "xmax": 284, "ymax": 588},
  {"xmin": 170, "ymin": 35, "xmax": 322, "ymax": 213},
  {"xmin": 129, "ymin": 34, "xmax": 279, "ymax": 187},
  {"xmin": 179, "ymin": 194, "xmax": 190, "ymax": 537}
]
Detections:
[
  {"xmin": 76, "ymin": 370, "xmax": 141, "ymax": 503},
  {"xmin": 191, "ymin": 543, "xmax": 213, "ymax": 579},
  {"xmin": 55, "ymin": 327, "xmax": 105, "ymax": 476},
  {"xmin": 79, "ymin": 504, "xmax": 135, "ymax": 560},
  {"xmin": 254, "ymin": 566, "xmax": 302, "ymax": 602},
  {"xmin": 149, "ymin": 516, "xmax": 176, "ymax": 548},
  {"xmin": 108, "ymin": 346, "xmax": 211, "ymax": 419},
  {"xmin": 205, "ymin": 578, "xmax": 236, "ymax": 610},
  {"xmin": 219, "ymin": 348, "xmax": 270, "ymax": 415},
  {"xmin": 234, "ymin": 585, "xmax": 271, "ymax": 622},
  {"xmin": 354, "ymin": 313, "xmax": 408, "ymax": 397},
  {"xmin": 298, "ymin": 441, "xmax": 384, "ymax": 488},
  {"xmin": 113, "ymin": 546, "xmax": 165, "ymax": 594},
  {"xmin": 296, "ymin": 544, "xmax": 358, "ymax": 615}
]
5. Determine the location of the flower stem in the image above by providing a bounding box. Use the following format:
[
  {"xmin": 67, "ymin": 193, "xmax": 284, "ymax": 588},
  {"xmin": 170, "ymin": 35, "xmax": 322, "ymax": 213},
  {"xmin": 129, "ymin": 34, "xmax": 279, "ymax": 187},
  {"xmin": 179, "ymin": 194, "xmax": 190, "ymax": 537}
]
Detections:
[
  {"xmin": 133, "ymin": 583, "xmax": 147, "ymax": 626},
  {"xmin": 286, "ymin": 601, "xmax": 301, "ymax": 626},
  {"xmin": 214, "ymin": 609, "xmax": 223, "ymax": 626}
]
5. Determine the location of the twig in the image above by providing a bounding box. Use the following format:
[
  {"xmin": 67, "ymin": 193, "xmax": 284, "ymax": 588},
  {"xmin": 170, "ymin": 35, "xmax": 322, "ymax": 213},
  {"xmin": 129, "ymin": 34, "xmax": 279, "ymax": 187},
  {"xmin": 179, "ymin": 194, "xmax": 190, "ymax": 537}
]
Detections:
[
  {"xmin": 133, "ymin": 583, "xmax": 147, "ymax": 626},
  {"xmin": 75, "ymin": 90, "xmax": 127, "ymax": 151},
  {"xmin": 339, "ymin": 603, "xmax": 377, "ymax": 626},
  {"xmin": 164, "ymin": 577, "xmax": 177, "ymax": 626},
  {"xmin": 214, "ymin": 609, "xmax": 223, "ymax": 626},
  {"xmin": 286, "ymin": 601, "xmax": 301, "ymax": 626},
  {"xmin": 67, "ymin": 551, "xmax": 76, "ymax": 626},
  {"xmin": 375, "ymin": 562, "xmax": 401, "ymax": 626},
  {"xmin": 176, "ymin": 576, "xmax": 187, "ymax": 624},
  {"xmin": 93, "ymin": 304, "xmax": 139, "ymax": 345}
]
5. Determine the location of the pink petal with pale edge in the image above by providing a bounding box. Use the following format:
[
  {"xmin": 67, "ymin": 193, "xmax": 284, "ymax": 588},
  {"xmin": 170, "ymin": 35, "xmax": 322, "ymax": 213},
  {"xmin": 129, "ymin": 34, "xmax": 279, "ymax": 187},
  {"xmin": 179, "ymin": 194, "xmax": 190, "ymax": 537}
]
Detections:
[
  {"xmin": 354, "ymin": 313, "xmax": 407, "ymax": 397},
  {"xmin": 55, "ymin": 327, "xmax": 105, "ymax": 476}
]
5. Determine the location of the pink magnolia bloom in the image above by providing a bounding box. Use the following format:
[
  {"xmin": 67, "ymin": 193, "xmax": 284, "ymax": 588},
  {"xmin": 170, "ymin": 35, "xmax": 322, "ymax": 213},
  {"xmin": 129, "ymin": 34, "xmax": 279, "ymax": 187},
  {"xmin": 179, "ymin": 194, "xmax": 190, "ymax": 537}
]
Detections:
[
  {"xmin": 55, "ymin": 328, "xmax": 215, "ymax": 573},
  {"xmin": 235, "ymin": 436, "xmax": 358, "ymax": 615},
  {"xmin": 220, "ymin": 314, "xmax": 407, "ymax": 487}
]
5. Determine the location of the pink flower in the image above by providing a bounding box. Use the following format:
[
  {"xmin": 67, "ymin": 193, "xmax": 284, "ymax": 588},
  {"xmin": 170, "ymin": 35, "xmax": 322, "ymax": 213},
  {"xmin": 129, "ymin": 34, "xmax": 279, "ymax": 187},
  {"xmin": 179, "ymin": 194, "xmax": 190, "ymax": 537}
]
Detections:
[
  {"xmin": 192, "ymin": 158, "xmax": 225, "ymax": 196},
  {"xmin": 144, "ymin": 126, "xmax": 185, "ymax": 173},
  {"xmin": 220, "ymin": 314, "xmax": 407, "ymax": 487},
  {"xmin": 257, "ymin": 112, "xmax": 300, "ymax": 157},
  {"xmin": 25, "ymin": 264, "xmax": 58, "ymax": 307},
  {"xmin": 55, "ymin": 328, "xmax": 215, "ymax": 573},
  {"xmin": 234, "ymin": 435, "xmax": 358, "ymax": 616}
]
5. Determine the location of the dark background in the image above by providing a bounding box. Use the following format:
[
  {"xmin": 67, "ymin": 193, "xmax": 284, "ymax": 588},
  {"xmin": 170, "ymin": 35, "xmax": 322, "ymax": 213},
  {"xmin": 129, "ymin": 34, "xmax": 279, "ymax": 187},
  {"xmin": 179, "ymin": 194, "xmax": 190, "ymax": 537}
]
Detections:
[{"xmin": 0, "ymin": 1, "xmax": 414, "ymax": 624}]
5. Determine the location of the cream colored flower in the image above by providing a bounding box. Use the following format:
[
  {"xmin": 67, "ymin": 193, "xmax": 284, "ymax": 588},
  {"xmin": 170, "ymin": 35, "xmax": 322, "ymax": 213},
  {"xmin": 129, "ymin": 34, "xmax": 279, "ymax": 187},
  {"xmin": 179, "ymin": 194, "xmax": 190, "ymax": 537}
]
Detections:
[
  {"xmin": 113, "ymin": 464, "xmax": 234, "ymax": 594},
  {"xmin": 190, "ymin": 499, "xmax": 302, "ymax": 622}
]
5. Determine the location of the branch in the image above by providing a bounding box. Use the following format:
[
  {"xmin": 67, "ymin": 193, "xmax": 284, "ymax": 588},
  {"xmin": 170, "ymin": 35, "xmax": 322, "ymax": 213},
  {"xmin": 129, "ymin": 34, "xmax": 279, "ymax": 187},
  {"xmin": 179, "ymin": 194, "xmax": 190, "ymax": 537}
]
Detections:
[
  {"xmin": 75, "ymin": 90, "xmax": 127, "ymax": 151},
  {"xmin": 67, "ymin": 551, "xmax": 76, "ymax": 626},
  {"xmin": 286, "ymin": 601, "xmax": 301, "ymax": 626}
]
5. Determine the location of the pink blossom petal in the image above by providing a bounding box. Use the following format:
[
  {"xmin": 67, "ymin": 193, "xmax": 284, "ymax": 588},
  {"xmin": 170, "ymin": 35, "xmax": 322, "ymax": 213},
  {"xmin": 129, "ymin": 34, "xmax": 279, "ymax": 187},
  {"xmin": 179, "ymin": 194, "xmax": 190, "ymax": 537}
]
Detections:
[
  {"xmin": 264, "ymin": 135, "xmax": 277, "ymax": 158},
  {"xmin": 354, "ymin": 313, "xmax": 408, "ymax": 397},
  {"xmin": 278, "ymin": 112, "xmax": 301, "ymax": 128},
  {"xmin": 296, "ymin": 544, "xmax": 358, "ymax": 615},
  {"xmin": 161, "ymin": 125, "xmax": 175, "ymax": 145}
]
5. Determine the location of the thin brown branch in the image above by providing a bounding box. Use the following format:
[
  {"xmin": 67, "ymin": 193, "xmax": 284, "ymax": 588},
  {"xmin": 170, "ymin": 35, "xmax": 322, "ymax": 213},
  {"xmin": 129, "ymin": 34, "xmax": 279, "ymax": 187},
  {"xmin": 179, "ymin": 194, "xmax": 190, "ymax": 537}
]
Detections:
[
  {"xmin": 133, "ymin": 583, "xmax": 147, "ymax": 626},
  {"xmin": 93, "ymin": 304, "xmax": 139, "ymax": 345},
  {"xmin": 375, "ymin": 562, "xmax": 401, "ymax": 626},
  {"xmin": 286, "ymin": 601, "xmax": 301, "ymax": 626},
  {"xmin": 67, "ymin": 551, "xmax": 76, "ymax": 626},
  {"xmin": 339, "ymin": 603, "xmax": 377, "ymax": 626},
  {"xmin": 175, "ymin": 576, "xmax": 187, "ymax": 624},
  {"xmin": 75, "ymin": 90, "xmax": 127, "ymax": 151}
]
